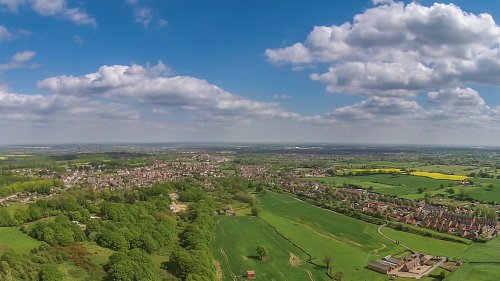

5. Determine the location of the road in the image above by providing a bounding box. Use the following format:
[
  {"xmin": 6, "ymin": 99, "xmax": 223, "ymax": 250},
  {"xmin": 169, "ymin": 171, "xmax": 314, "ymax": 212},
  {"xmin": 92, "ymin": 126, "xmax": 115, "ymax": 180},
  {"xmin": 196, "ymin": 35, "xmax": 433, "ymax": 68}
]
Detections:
[{"xmin": 377, "ymin": 224, "xmax": 415, "ymax": 253}]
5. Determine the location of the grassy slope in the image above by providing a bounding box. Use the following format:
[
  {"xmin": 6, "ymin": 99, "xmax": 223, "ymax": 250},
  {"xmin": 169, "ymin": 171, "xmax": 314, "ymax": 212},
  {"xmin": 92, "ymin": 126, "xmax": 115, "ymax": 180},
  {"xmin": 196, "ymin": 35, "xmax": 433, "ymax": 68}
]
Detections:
[
  {"xmin": 258, "ymin": 192, "xmax": 406, "ymax": 281},
  {"xmin": 380, "ymin": 227, "xmax": 471, "ymax": 258},
  {"xmin": 213, "ymin": 216, "xmax": 324, "ymax": 281},
  {"xmin": 0, "ymin": 227, "xmax": 42, "ymax": 255}
]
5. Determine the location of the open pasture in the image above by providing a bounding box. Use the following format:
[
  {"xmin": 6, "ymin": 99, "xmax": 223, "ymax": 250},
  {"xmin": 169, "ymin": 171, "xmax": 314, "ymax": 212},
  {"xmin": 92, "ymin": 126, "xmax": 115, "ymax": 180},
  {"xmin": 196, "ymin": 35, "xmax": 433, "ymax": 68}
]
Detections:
[
  {"xmin": 379, "ymin": 226, "xmax": 471, "ymax": 258},
  {"xmin": 257, "ymin": 192, "xmax": 408, "ymax": 280},
  {"xmin": 344, "ymin": 168, "xmax": 402, "ymax": 174},
  {"xmin": 465, "ymin": 178, "xmax": 500, "ymax": 203},
  {"xmin": 446, "ymin": 238, "xmax": 500, "ymax": 281},
  {"xmin": 0, "ymin": 227, "xmax": 42, "ymax": 255},
  {"xmin": 213, "ymin": 216, "xmax": 322, "ymax": 281}
]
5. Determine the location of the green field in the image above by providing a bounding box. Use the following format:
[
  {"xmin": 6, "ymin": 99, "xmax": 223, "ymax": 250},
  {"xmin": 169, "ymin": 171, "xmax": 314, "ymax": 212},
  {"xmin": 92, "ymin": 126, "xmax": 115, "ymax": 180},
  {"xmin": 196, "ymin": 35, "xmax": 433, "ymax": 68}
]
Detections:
[
  {"xmin": 0, "ymin": 227, "xmax": 42, "ymax": 255},
  {"xmin": 445, "ymin": 238, "xmax": 500, "ymax": 281},
  {"xmin": 308, "ymin": 174, "xmax": 453, "ymax": 196},
  {"xmin": 214, "ymin": 192, "xmax": 484, "ymax": 281},
  {"xmin": 214, "ymin": 192, "xmax": 500, "ymax": 281},
  {"xmin": 214, "ymin": 216, "xmax": 324, "ymax": 281},
  {"xmin": 466, "ymin": 178, "xmax": 500, "ymax": 202},
  {"xmin": 380, "ymin": 227, "xmax": 471, "ymax": 258}
]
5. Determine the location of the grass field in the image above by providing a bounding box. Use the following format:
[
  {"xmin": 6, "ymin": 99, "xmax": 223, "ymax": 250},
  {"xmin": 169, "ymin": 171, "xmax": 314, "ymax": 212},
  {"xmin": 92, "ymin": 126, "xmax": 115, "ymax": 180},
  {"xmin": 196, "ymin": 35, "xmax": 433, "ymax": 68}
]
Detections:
[
  {"xmin": 214, "ymin": 216, "xmax": 324, "ymax": 281},
  {"xmin": 380, "ymin": 227, "xmax": 471, "ymax": 258},
  {"xmin": 215, "ymin": 191, "xmax": 500, "ymax": 281},
  {"xmin": 466, "ymin": 178, "xmax": 500, "ymax": 203},
  {"xmin": 0, "ymin": 227, "xmax": 42, "ymax": 255},
  {"xmin": 344, "ymin": 168, "xmax": 402, "ymax": 174},
  {"xmin": 445, "ymin": 237, "xmax": 500, "ymax": 281},
  {"xmin": 256, "ymin": 192, "xmax": 407, "ymax": 280},
  {"xmin": 307, "ymin": 174, "xmax": 453, "ymax": 197}
]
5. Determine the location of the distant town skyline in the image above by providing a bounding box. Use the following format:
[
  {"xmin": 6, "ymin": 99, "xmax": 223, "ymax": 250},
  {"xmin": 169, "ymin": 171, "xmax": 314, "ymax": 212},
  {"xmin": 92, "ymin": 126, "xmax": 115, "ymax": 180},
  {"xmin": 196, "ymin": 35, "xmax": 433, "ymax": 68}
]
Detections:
[{"xmin": 1, "ymin": 0, "xmax": 500, "ymax": 145}]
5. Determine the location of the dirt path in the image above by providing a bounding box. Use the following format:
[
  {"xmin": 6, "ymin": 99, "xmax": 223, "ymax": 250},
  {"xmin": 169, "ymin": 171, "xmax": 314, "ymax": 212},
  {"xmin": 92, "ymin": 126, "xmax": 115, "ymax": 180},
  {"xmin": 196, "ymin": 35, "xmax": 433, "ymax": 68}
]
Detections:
[
  {"xmin": 270, "ymin": 258, "xmax": 289, "ymax": 281},
  {"xmin": 219, "ymin": 249, "xmax": 237, "ymax": 281},
  {"xmin": 298, "ymin": 266, "xmax": 316, "ymax": 281},
  {"xmin": 214, "ymin": 260, "xmax": 223, "ymax": 281},
  {"xmin": 377, "ymin": 224, "xmax": 415, "ymax": 253}
]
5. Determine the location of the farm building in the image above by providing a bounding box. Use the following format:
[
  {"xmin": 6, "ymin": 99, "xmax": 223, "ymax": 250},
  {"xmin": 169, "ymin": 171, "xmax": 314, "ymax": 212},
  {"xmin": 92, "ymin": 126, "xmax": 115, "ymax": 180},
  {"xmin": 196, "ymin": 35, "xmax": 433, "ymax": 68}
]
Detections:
[
  {"xmin": 367, "ymin": 260, "xmax": 395, "ymax": 274},
  {"xmin": 403, "ymin": 257, "xmax": 421, "ymax": 271},
  {"xmin": 246, "ymin": 270, "xmax": 256, "ymax": 279},
  {"xmin": 384, "ymin": 256, "xmax": 403, "ymax": 267}
]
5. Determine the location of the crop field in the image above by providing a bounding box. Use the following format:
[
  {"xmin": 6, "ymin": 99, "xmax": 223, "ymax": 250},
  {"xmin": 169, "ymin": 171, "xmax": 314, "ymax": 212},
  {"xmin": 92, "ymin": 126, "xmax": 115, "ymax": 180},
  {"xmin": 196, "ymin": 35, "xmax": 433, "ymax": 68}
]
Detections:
[
  {"xmin": 0, "ymin": 227, "xmax": 42, "ymax": 255},
  {"xmin": 214, "ymin": 192, "xmax": 493, "ymax": 281},
  {"xmin": 257, "ymin": 192, "xmax": 409, "ymax": 280},
  {"xmin": 214, "ymin": 216, "xmax": 323, "ymax": 281},
  {"xmin": 343, "ymin": 168, "xmax": 402, "ymax": 174},
  {"xmin": 412, "ymin": 165, "xmax": 477, "ymax": 174},
  {"xmin": 465, "ymin": 178, "xmax": 500, "ymax": 203},
  {"xmin": 410, "ymin": 171, "xmax": 469, "ymax": 181},
  {"xmin": 308, "ymin": 174, "xmax": 454, "ymax": 197}
]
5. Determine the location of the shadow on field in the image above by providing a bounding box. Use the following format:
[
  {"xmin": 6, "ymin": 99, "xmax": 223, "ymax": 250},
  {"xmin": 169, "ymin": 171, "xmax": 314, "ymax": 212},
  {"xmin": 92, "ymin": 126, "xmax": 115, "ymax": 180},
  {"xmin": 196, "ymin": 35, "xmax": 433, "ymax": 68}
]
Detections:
[{"xmin": 247, "ymin": 255, "xmax": 262, "ymax": 261}]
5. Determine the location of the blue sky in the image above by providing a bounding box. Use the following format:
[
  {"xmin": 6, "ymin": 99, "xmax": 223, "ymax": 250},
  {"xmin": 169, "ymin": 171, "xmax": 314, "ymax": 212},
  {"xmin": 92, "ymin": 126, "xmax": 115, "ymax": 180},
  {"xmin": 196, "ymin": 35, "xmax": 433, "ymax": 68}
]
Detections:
[{"xmin": 1, "ymin": 0, "xmax": 500, "ymax": 145}]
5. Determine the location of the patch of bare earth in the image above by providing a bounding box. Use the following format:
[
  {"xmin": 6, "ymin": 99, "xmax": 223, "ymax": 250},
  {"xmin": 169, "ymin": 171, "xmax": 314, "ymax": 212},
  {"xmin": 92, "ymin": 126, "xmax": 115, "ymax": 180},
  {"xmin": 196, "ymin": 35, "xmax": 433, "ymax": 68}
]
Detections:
[
  {"xmin": 289, "ymin": 252, "xmax": 302, "ymax": 267},
  {"xmin": 214, "ymin": 260, "xmax": 223, "ymax": 281}
]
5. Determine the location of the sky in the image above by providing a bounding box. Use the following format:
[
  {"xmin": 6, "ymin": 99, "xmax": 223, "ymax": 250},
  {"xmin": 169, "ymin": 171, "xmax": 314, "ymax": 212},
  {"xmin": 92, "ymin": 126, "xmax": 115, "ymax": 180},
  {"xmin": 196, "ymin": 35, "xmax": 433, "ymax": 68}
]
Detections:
[{"xmin": 1, "ymin": 0, "xmax": 500, "ymax": 145}]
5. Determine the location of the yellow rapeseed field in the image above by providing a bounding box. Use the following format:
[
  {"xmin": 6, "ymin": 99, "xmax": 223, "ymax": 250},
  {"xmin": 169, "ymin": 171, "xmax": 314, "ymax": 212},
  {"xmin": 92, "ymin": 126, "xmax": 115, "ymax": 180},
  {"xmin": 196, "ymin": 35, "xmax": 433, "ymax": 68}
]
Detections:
[
  {"xmin": 410, "ymin": 171, "xmax": 469, "ymax": 181},
  {"xmin": 0, "ymin": 156, "xmax": 6, "ymax": 160}
]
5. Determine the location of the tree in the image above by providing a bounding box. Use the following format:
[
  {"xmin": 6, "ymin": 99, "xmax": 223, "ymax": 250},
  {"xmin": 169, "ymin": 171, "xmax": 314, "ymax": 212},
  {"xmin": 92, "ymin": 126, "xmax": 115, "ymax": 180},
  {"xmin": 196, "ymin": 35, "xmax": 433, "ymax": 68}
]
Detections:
[
  {"xmin": 334, "ymin": 271, "xmax": 344, "ymax": 281},
  {"xmin": 251, "ymin": 206, "xmax": 260, "ymax": 216},
  {"xmin": 439, "ymin": 270, "xmax": 447, "ymax": 280},
  {"xmin": 323, "ymin": 256, "xmax": 332, "ymax": 272},
  {"xmin": 256, "ymin": 246, "xmax": 268, "ymax": 260},
  {"xmin": 39, "ymin": 264, "xmax": 64, "ymax": 281}
]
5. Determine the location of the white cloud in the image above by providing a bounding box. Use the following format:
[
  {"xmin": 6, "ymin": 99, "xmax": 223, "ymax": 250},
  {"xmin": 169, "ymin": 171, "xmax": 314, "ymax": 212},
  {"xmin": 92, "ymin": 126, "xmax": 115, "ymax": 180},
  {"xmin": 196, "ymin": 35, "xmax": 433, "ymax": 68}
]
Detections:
[
  {"xmin": 0, "ymin": 0, "xmax": 24, "ymax": 12},
  {"xmin": 12, "ymin": 50, "xmax": 35, "ymax": 62},
  {"xmin": 0, "ymin": 90, "xmax": 139, "ymax": 123},
  {"xmin": 134, "ymin": 7, "xmax": 153, "ymax": 28},
  {"xmin": 0, "ymin": 0, "xmax": 96, "ymax": 26},
  {"xmin": 73, "ymin": 35, "xmax": 83, "ymax": 46},
  {"xmin": 372, "ymin": 0, "xmax": 393, "ymax": 5},
  {"xmin": 331, "ymin": 96, "xmax": 422, "ymax": 121},
  {"xmin": 0, "ymin": 50, "xmax": 36, "ymax": 72},
  {"xmin": 273, "ymin": 94, "xmax": 292, "ymax": 100},
  {"xmin": 0, "ymin": 25, "xmax": 14, "ymax": 41},
  {"xmin": 157, "ymin": 18, "xmax": 168, "ymax": 28},
  {"xmin": 266, "ymin": 1, "xmax": 500, "ymax": 98},
  {"xmin": 37, "ymin": 62, "xmax": 303, "ymax": 122},
  {"xmin": 264, "ymin": 0, "xmax": 500, "ymax": 133}
]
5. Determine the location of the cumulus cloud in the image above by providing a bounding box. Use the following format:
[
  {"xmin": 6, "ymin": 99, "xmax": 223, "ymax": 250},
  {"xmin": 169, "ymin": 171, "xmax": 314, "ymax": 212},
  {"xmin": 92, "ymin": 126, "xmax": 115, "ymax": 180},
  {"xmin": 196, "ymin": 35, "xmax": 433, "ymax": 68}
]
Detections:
[
  {"xmin": 134, "ymin": 7, "xmax": 153, "ymax": 28},
  {"xmin": 31, "ymin": 0, "xmax": 96, "ymax": 26},
  {"xmin": 265, "ymin": 1, "xmax": 500, "ymax": 129},
  {"xmin": 0, "ymin": 51, "xmax": 36, "ymax": 72},
  {"xmin": 37, "ymin": 62, "xmax": 303, "ymax": 122},
  {"xmin": 266, "ymin": 1, "xmax": 500, "ymax": 97},
  {"xmin": 0, "ymin": 25, "xmax": 14, "ymax": 41},
  {"xmin": 12, "ymin": 50, "xmax": 35, "ymax": 62},
  {"xmin": 0, "ymin": 90, "xmax": 138, "ymax": 123},
  {"xmin": 0, "ymin": 0, "xmax": 96, "ymax": 26},
  {"xmin": 331, "ymin": 96, "xmax": 422, "ymax": 121}
]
